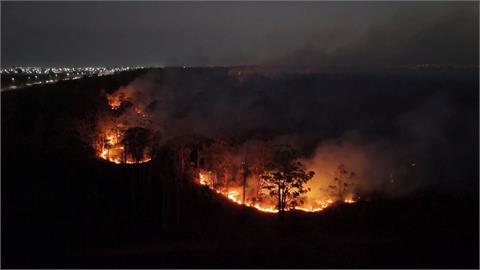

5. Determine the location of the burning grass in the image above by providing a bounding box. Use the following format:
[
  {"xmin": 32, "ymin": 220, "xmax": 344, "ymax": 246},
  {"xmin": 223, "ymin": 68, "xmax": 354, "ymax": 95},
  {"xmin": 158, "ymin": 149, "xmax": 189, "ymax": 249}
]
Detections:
[{"xmin": 198, "ymin": 171, "xmax": 355, "ymax": 214}]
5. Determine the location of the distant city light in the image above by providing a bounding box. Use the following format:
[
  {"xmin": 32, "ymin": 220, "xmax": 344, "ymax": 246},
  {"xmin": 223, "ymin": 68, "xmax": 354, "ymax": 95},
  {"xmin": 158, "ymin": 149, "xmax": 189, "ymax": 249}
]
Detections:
[{"xmin": 1, "ymin": 66, "xmax": 147, "ymax": 91}]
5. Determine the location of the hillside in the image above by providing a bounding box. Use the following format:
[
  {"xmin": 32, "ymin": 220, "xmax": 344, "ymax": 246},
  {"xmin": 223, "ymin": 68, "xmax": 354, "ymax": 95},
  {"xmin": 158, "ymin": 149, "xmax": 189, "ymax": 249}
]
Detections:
[{"xmin": 1, "ymin": 68, "xmax": 478, "ymax": 268}]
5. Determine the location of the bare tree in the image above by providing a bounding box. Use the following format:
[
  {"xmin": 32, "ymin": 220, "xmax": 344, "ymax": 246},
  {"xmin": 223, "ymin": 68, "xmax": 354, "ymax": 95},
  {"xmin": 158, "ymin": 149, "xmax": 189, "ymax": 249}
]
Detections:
[{"xmin": 328, "ymin": 163, "xmax": 356, "ymax": 201}]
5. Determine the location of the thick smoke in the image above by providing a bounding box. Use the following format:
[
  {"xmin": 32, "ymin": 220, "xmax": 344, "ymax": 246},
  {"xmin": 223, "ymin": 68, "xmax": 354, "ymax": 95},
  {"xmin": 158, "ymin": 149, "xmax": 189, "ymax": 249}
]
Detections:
[{"xmin": 107, "ymin": 66, "xmax": 477, "ymax": 198}]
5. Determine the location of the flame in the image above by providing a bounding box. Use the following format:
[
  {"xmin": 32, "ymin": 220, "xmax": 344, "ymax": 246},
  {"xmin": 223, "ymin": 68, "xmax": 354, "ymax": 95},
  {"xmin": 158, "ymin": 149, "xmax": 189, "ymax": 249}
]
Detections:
[
  {"xmin": 199, "ymin": 172, "xmax": 210, "ymax": 185},
  {"xmin": 106, "ymin": 93, "xmax": 122, "ymax": 109},
  {"xmin": 197, "ymin": 171, "xmax": 341, "ymax": 213},
  {"xmin": 95, "ymin": 127, "xmax": 152, "ymax": 164},
  {"xmin": 344, "ymin": 198, "xmax": 356, "ymax": 204},
  {"xmin": 94, "ymin": 89, "xmax": 153, "ymax": 164}
]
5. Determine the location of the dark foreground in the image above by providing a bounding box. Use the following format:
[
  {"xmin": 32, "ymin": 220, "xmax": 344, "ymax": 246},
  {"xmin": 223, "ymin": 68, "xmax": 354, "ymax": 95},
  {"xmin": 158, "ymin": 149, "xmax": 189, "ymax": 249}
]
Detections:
[{"xmin": 2, "ymin": 68, "xmax": 478, "ymax": 268}]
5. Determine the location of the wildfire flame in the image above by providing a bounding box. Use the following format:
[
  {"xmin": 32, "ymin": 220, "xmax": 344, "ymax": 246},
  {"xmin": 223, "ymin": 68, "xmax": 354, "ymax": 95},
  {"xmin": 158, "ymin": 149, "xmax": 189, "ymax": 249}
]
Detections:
[
  {"xmin": 95, "ymin": 127, "xmax": 152, "ymax": 164},
  {"xmin": 106, "ymin": 93, "xmax": 122, "ymax": 110},
  {"xmin": 94, "ymin": 91, "xmax": 152, "ymax": 164},
  {"xmin": 197, "ymin": 171, "xmax": 354, "ymax": 213}
]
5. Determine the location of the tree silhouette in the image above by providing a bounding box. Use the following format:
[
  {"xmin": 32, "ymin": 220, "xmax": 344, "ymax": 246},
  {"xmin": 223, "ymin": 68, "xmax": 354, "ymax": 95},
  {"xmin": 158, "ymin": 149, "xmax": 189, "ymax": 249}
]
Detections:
[
  {"xmin": 260, "ymin": 146, "xmax": 314, "ymax": 212},
  {"xmin": 168, "ymin": 136, "xmax": 197, "ymax": 176},
  {"xmin": 245, "ymin": 140, "xmax": 273, "ymax": 199},
  {"xmin": 204, "ymin": 135, "xmax": 235, "ymax": 189},
  {"xmin": 328, "ymin": 163, "xmax": 356, "ymax": 201},
  {"xmin": 122, "ymin": 127, "xmax": 151, "ymax": 163}
]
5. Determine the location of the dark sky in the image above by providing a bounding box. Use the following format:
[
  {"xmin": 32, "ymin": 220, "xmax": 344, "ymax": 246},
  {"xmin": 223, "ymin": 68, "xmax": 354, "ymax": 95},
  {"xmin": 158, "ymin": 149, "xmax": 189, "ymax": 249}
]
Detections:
[{"xmin": 1, "ymin": 1, "xmax": 478, "ymax": 67}]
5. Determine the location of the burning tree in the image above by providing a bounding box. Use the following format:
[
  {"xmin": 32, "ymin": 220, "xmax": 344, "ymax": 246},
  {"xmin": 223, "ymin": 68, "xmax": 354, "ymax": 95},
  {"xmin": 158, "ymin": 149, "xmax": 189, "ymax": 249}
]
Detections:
[
  {"xmin": 260, "ymin": 146, "xmax": 314, "ymax": 212},
  {"xmin": 203, "ymin": 136, "xmax": 236, "ymax": 189},
  {"xmin": 328, "ymin": 163, "xmax": 356, "ymax": 201}
]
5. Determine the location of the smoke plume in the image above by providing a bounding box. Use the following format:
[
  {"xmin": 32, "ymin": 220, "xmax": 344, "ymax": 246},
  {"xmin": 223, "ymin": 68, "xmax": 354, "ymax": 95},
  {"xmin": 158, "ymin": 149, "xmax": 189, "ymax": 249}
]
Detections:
[{"xmin": 104, "ymin": 66, "xmax": 478, "ymax": 198}]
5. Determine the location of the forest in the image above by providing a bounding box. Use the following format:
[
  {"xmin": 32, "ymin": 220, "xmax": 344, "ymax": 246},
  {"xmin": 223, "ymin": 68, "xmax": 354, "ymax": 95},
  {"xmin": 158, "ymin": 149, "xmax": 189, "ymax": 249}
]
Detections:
[{"xmin": 2, "ymin": 66, "xmax": 478, "ymax": 268}]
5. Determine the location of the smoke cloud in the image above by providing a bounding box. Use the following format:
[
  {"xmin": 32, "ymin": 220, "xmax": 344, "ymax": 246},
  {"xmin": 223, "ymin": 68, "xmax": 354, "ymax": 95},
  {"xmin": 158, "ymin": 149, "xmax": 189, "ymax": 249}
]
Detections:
[{"xmin": 105, "ymin": 66, "xmax": 477, "ymax": 198}]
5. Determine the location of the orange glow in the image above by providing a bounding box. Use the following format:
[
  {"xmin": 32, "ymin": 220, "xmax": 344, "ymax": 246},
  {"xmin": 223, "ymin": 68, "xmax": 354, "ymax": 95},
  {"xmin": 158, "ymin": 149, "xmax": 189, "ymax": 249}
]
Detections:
[
  {"xmin": 94, "ymin": 126, "xmax": 151, "ymax": 164},
  {"xmin": 94, "ymin": 91, "xmax": 152, "ymax": 164},
  {"xmin": 197, "ymin": 171, "xmax": 344, "ymax": 213},
  {"xmin": 106, "ymin": 93, "xmax": 122, "ymax": 109},
  {"xmin": 133, "ymin": 106, "xmax": 149, "ymax": 118},
  {"xmin": 344, "ymin": 198, "xmax": 356, "ymax": 204}
]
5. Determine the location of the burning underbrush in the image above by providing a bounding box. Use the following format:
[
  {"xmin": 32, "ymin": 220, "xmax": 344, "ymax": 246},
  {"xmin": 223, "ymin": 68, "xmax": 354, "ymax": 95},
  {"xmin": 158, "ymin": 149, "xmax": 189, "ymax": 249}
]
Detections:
[
  {"xmin": 94, "ymin": 124, "xmax": 152, "ymax": 164},
  {"xmin": 93, "ymin": 88, "xmax": 155, "ymax": 164},
  {"xmin": 197, "ymin": 170, "xmax": 355, "ymax": 213},
  {"xmin": 190, "ymin": 140, "xmax": 359, "ymax": 213},
  {"xmin": 198, "ymin": 170, "xmax": 332, "ymax": 213},
  {"xmin": 88, "ymin": 71, "xmax": 361, "ymax": 213}
]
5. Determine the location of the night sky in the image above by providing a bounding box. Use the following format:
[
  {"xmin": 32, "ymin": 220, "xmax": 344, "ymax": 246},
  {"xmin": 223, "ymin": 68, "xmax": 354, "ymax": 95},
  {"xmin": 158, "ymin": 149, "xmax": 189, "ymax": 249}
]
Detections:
[{"xmin": 1, "ymin": 1, "xmax": 478, "ymax": 67}]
